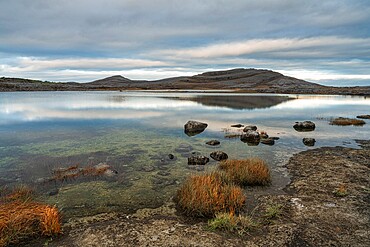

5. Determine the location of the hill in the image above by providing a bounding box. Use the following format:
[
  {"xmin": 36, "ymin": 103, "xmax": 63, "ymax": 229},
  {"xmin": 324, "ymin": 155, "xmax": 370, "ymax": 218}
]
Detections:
[{"xmin": 1, "ymin": 69, "xmax": 369, "ymax": 95}]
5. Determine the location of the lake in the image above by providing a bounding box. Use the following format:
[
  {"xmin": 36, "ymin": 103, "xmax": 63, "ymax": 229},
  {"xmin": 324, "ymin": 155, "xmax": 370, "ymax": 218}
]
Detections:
[{"xmin": 0, "ymin": 91, "xmax": 369, "ymax": 218}]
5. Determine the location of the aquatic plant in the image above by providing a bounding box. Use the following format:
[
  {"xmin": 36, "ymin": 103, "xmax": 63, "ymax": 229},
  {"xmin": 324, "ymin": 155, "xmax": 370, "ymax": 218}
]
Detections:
[
  {"xmin": 176, "ymin": 172, "xmax": 246, "ymax": 217},
  {"xmin": 330, "ymin": 117, "xmax": 365, "ymax": 126},
  {"xmin": 0, "ymin": 187, "xmax": 61, "ymax": 246},
  {"xmin": 219, "ymin": 158, "xmax": 271, "ymax": 186}
]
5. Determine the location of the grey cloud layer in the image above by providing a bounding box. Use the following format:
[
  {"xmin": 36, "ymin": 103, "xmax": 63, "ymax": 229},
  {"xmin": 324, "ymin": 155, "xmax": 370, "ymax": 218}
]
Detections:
[{"xmin": 0, "ymin": 0, "xmax": 369, "ymax": 85}]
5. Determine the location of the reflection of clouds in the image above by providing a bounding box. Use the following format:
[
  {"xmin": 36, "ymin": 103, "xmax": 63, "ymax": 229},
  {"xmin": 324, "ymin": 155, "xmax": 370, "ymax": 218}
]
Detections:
[{"xmin": 273, "ymin": 97, "xmax": 370, "ymax": 109}]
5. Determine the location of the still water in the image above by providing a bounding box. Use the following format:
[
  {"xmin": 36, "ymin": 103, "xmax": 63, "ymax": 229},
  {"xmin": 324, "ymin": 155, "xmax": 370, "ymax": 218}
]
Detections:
[{"xmin": 0, "ymin": 91, "xmax": 369, "ymax": 217}]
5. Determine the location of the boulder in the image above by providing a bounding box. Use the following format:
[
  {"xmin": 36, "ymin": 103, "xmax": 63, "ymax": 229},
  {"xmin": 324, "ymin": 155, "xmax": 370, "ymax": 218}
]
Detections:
[
  {"xmin": 240, "ymin": 130, "xmax": 260, "ymax": 143},
  {"xmin": 210, "ymin": 151, "xmax": 228, "ymax": 161},
  {"xmin": 188, "ymin": 155, "xmax": 210, "ymax": 165},
  {"xmin": 243, "ymin": 125, "xmax": 257, "ymax": 132},
  {"xmin": 293, "ymin": 121, "xmax": 316, "ymax": 131},
  {"xmin": 261, "ymin": 138, "xmax": 275, "ymax": 145},
  {"xmin": 357, "ymin": 115, "xmax": 370, "ymax": 119},
  {"xmin": 303, "ymin": 138, "xmax": 316, "ymax": 146},
  {"xmin": 184, "ymin": 120, "xmax": 208, "ymax": 136},
  {"xmin": 206, "ymin": 140, "xmax": 220, "ymax": 146},
  {"xmin": 231, "ymin": 124, "xmax": 244, "ymax": 128}
]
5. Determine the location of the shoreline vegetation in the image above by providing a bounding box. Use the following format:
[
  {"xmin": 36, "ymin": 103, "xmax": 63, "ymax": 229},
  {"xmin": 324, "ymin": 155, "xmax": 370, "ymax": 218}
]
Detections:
[
  {"xmin": 17, "ymin": 140, "xmax": 368, "ymax": 247},
  {"xmin": 1, "ymin": 68, "xmax": 370, "ymax": 95}
]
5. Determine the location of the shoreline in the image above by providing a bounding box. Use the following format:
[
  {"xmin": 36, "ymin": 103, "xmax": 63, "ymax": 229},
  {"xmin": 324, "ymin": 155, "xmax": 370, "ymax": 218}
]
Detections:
[{"xmin": 24, "ymin": 140, "xmax": 369, "ymax": 247}]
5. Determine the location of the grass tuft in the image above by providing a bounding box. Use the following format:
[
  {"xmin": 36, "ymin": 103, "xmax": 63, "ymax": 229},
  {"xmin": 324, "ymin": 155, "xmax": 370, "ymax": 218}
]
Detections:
[
  {"xmin": 330, "ymin": 117, "xmax": 365, "ymax": 126},
  {"xmin": 264, "ymin": 204, "xmax": 283, "ymax": 220},
  {"xmin": 176, "ymin": 172, "xmax": 246, "ymax": 217},
  {"xmin": 0, "ymin": 186, "xmax": 61, "ymax": 246},
  {"xmin": 208, "ymin": 212, "xmax": 258, "ymax": 235},
  {"xmin": 332, "ymin": 184, "xmax": 348, "ymax": 197},
  {"xmin": 219, "ymin": 158, "xmax": 271, "ymax": 186}
]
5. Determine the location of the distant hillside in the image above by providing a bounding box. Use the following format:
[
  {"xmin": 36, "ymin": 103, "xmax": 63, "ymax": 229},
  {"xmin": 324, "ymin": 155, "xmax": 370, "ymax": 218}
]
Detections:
[{"xmin": 1, "ymin": 69, "xmax": 369, "ymax": 95}]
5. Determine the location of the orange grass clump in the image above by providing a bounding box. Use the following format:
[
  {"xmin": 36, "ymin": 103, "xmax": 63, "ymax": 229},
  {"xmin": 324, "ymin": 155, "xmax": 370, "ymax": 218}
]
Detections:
[
  {"xmin": 330, "ymin": 117, "xmax": 365, "ymax": 126},
  {"xmin": 219, "ymin": 158, "xmax": 271, "ymax": 186},
  {"xmin": 0, "ymin": 188, "xmax": 61, "ymax": 246},
  {"xmin": 176, "ymin": 172, "xmax": 246, "ymax": 217}
]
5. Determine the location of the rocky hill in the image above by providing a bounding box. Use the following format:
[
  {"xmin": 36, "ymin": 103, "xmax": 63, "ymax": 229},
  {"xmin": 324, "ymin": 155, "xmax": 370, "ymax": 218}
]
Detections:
[{"xmin": 1, "ymin": 69, "xmax": 369, "ymax": 95}]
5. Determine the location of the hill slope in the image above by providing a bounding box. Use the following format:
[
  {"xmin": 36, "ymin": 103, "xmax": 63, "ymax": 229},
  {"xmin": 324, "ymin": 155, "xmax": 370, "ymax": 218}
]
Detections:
[{"xmin": 1, "ymin": 69, "xmax": 369, "ymax": 95}]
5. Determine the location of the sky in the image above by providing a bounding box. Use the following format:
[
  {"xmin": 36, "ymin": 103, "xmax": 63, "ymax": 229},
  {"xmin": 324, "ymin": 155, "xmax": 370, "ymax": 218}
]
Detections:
[{"xmin": 0, "ymin": 0, "xmax": 370, "ymax": 86}]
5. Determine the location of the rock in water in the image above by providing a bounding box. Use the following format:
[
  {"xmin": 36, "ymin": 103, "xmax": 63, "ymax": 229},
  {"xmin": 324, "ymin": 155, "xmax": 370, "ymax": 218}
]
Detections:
[
  {"xmin": 188, "ymin": 155, "xmax": 209, "ymax": 165},
  {"xmin": 357, "ymin": 115, "xmax": 370, "ymax": 119},
  {"xmin": 243, "ymin": 125, "xmax": 257, "ymax": 132},
  {"xmin": 303, "ymin": 138, "xmax": 316, "ymax": 146},
  {"xmin": 261, "ymin": 138, "xmax": 275, "ymax": 146},
  {"xmin": 293, "ymin": 121, "xmax": 316, "ymax": 131},
  {"xmin": 184, "ymin": 120, "xmax": 208, "ymax": 136},
  {"xmin": 231, "ymin": 124, "xmax": 244, "ymax": 128},
  {"xmin": 240, "ymin": 130, "xmax": 260, "ymax": 143},
  {"xmin": 206, "ymin": 140, "xmax": 220, "ymax": 146},
  {"xmin": 210, "ymin": 151, "xmax": 228, "ymax": 161}
]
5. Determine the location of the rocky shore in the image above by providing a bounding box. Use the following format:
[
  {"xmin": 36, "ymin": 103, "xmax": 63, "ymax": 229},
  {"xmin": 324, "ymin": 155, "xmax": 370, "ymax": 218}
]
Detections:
[{"xmin": 24, "ymin": 140, "xmax": 369, "ymax": 247}]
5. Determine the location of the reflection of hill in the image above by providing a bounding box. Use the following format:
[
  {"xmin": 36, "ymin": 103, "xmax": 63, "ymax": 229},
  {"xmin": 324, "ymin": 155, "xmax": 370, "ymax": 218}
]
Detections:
[{"xmin": 173, "ymin": 95, "xmax": 294, "ymax": 110}]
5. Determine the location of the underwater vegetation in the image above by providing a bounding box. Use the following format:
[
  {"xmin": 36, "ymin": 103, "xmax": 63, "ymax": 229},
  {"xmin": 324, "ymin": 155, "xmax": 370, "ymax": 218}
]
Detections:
[{"xmin": 0, "ymin": 186, "xmax": 61, "ymax": 247}]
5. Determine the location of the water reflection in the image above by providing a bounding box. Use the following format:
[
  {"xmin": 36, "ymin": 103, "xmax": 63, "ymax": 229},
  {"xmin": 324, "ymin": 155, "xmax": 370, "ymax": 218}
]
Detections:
[{"xmin": 0, "ymin": 92, "xmax": 369, "ymax": 217}]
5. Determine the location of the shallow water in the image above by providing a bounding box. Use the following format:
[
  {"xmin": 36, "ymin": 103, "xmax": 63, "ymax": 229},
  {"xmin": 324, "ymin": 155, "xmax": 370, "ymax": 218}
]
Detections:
[{"xmin": 0, "ymin": 91, "xmax": 369, "ymax": 217}]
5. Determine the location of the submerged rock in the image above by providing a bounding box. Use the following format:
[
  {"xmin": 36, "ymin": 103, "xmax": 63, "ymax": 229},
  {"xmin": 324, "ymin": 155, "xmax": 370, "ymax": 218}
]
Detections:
[
  {"xmin": 303, "ymin": 138, "xmax": 316, "ymax": 146},
  {"xmin": 240, "ymin": 130, "xmax": 260, "ymax": 143},
  {"xmin": 243, "ymin": 125, "xmax": 257, "ymax": 132},
  {"xmin": 184, "ymin": 120, "xmax": 208, "ymax": 136},
  {"xmin": 261, "ymin": 138, "xmax": 275, "ymax": 146},
  {"xmin": 271, "ymin": 136, "xmax": 280, "ymax": 140},
  {"xmin": 188, "ymin": 155, "xmax": 209, "ymax": 165},
  {"xmin": 293, "ymin": 121, "xmax": 316, "ymax": 131},
  {"xmin": 168, "ymin": 154, "xmax": 175, "ymax": 160},
  {"xmin": 206, "ymin": 140, "xmax": 220, "ymax": 146},
  {"xmin": 210, "ymin": 151, "xmax": 228, "ymax": 161}
]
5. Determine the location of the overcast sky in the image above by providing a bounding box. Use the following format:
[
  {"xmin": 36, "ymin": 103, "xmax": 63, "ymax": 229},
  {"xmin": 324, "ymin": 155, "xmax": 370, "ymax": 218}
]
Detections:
[{"xmin": 1, "ymin": 0, "xmax": 370, "ymax": 85}]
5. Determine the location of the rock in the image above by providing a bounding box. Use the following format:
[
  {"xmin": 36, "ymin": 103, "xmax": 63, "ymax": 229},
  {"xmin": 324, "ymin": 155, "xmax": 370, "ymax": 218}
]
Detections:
[
  {"xmin": 210, "ymin": 151, "xmax": 228, "ymax": 161},
  {"xmin": 168, "ymin": 154, "xmax": 175, "ymax": 160},
  {"xmin": 260, "ymin": 132, "xmax": 269, "ymax": 139},
  {"xmin": 240, "ymin": 130, "xmax": 260, "ymax": 143},
  {"xmin": 261, "ymin": 138, "xmax": 275, "ymax": 145},
  {"xmin": 188, "ymin": 155, "xmax": 210, "ymax": 165},
  {"xmin": 293, "ymin": 121, "xmax": 316, "ymax": 131},
  {"xmin": 206, "ymin": 140, "xmax": 220, "ymax": 146},
  {"xmin": 271, "ymin": 136, "xmax": 280, "ymax": 140},
  {"xmin": 48, "ymin": 188, "xmax": 59, "ymax": 196},
  {"xmin": 303, "ymin": 138, "xmax": 316, "ymax": 146},
  {"xmin": 356, "ymin": 115, "xmax": 370, "ymax": 119},
  {"xmin": 243, "ymin": 125, "xmax": 257, "ymax": 132},
  {"xmin": 184, "ymin": 120, "xmax": 208, "ymax": 136},
  {"xmin": 231, "ymin": 124, "xmax": 244, "ymax": 128},
  {"xmin": 157, "ymin": 171, "xmax": 170, "ymax": 176},
  {"xmin": 104, "ymin": 169, "xmax": 118, "ymax": 177},
  {"xmin": 141, "ymin": 165, "xmax": 155, "ymax": 172}
]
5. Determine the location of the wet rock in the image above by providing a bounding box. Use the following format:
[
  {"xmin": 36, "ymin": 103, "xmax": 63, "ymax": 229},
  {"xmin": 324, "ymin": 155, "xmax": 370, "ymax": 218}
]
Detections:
[
  {"xmin": 260, "ymin": 132, "xmax": 269, "ymax": 139},
  {"xmin": 152, "ymin": 177, "xmax": 177, "ymax": 187},
  {"xmin": 261, "ymin": 138, "xmax": 275, "ymax": 146},
  {"xmin": 168, "ymin": 154, "xmax": 175, "ymax": 160},
  {"xmin": 184, "ymin": 120, "xmax": 208, "ymax": 136},
  {"xmin": 240, "ymin": 130, "xmax": 260, "ymax": 143},
  {"xmin": 188, "ymin": 155, "xmax": 209, "ymax": 165},
  {"xmin": 293, "ymin": 121, "xmax": 316, "ymax": 131},
  {"xmin": 356, "ymin": 115, "xmax": 370, "ymax": 119},
  {"xmin": 303, "ymin": 138, "xmax": 316, "ymax": 146},
  {"xmin": 271, "ymin": 136, "xmax": 280, "ymax": 140},
  {"xmin": 210, "ymin": 151, "xmax": 228, "ymax": 161},
  {"xmin": 206, "ymin": 140, "xmax": 220, "ymax": 146},
  {"xmin": 231, "ymin": 124, "xmax": 244, "ymax": 128},
  {"xmin": 243, "ymin": 125, "xmax": 257, "ymax": 132}
]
